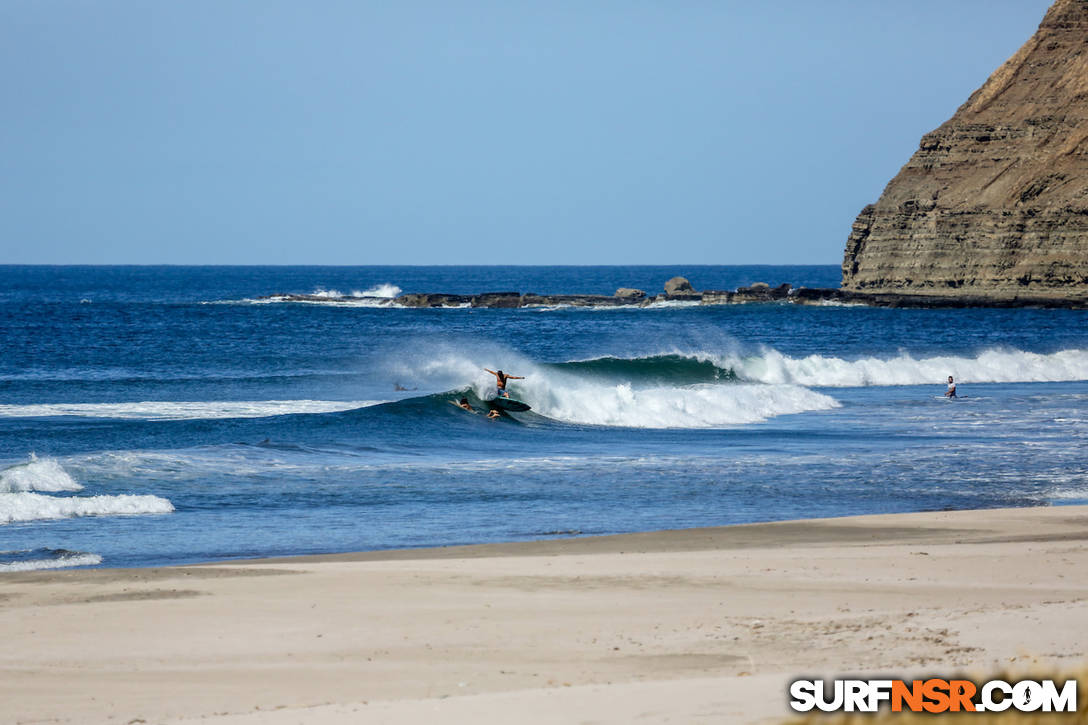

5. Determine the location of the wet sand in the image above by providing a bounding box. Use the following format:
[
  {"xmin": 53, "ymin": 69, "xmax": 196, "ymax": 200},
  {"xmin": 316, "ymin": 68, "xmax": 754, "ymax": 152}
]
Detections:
[{"xmin": 2, "ymin": 505, "xmax": 1086, "ymax": 724}]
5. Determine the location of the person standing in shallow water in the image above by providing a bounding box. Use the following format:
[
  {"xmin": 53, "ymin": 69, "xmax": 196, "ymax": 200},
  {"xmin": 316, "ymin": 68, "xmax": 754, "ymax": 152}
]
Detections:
[
  {"xmin": 484, "ymin": 368, "xmax": 524, "ymax": 398},
  {"xmin": 945, "ymin": 376, "xmax": 957, "ymax": 398}
]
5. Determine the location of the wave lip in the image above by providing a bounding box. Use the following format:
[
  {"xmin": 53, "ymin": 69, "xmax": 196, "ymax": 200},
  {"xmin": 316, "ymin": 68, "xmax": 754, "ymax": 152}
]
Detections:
[
  {"xmin": 0, "ymin": 549, "xmax": 102, "ymax": 572},
  {"xmin": 0, "ymin": 400, "xmax": 385, "ymax": 421}
]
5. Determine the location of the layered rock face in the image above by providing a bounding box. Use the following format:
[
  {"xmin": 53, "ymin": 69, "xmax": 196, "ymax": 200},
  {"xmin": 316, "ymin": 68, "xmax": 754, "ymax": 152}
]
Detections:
[{"xmin": 842, "ymin": 0, "xmax": 1088, "ymax": 300}]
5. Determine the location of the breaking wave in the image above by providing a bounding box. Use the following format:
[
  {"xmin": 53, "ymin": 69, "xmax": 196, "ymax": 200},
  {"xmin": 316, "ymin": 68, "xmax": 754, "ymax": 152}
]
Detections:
[
  {"xmin": 0, "ymin": 492, "xmax": 174, "ymax": 524},
  {"xmin": 547, "ymin": 347, "xmax": 1088, "ymax": 388},
  {"xmin": 359, "ymin": 283, "xmax": 402, "ymax": 298},
  {"xmin": 307, "ymin": 284, "xmax": 403, "ymax": 299},
  {"xmin": 0, "ymin": 548, "xmax": 102, "ymax": 572},
  {"xmin": 0, "ymin": 400, "xmax": 384, "ymax": 421},
  {"xmin": 0, "ymin": 456, "xmax": 174, "ymax": 524},
  {"xmin": 222, "ymin": 283, "xmax": 403, "ymax": 306},
  {"xmin": 0, "ymin": 454, "xmax": 82, "ymax": 493},
  {"xmin": 708, "ymin": 347, "xmax": 1088, "ymax": 387},
  {"xmin": 383, "ymin": 343, "xmax": 1088, "ymax": 428},
  {"xmin": 387, "ymin": 346, "xmax": 838, "ymax": 428}
]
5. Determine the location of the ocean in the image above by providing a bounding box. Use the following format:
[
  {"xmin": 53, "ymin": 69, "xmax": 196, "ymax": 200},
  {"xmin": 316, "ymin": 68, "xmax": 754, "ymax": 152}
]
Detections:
[{"xmin": 2, "ymin": 265, "xmax": 1086, "ymax": 571}]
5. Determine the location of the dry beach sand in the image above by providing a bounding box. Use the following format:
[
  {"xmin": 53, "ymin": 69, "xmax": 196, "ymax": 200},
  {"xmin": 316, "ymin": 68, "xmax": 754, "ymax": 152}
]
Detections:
[{"xmin": 2, "ymin": 506, "xmax": 1086, "ymax": 724}]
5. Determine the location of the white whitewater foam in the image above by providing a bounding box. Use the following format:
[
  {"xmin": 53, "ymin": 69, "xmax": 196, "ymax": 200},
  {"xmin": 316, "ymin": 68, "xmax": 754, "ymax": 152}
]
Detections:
[
  {"xmin": 0, "ymin": 456, "xmax": 174, "ymax": 525},
  {"xmin": 0, "ymin": 553, "xmax": 102, "ymax": 572},
  {"xmin": 0, "ymin": 400, "xmax": 384, "ymax": 421},
  {"xmin": 0, "ymin": 455, "xmax": 83, "ymax": 493},
  {"xmin": 518, "ymin": 379, "xmax": 838, "ymax": 428},
  {"xmin": 0, "ymin": 492, "xmax": 175, "ymax": 524},
  {"xmin": 713, "ymin": 347, "xmax": 1088, "ymax": 387}
]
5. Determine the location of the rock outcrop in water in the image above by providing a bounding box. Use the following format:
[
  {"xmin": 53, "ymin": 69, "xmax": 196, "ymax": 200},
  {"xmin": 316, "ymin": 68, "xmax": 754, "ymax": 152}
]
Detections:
[
  {"xmin": 841, "ymin": 0, "xmax": 1088, "ymax": 303},
  {"xmin": 258, "ymin": 279, "xmax": 805, "ymax": 308},
  {"xmin": 259, "ymin": 278, "xmax": 1087, "ymax": 309}
]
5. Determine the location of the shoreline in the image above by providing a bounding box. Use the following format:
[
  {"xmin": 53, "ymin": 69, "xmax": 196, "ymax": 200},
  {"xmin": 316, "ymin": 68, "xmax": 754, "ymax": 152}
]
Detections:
[{"xmin": 3, "ymin": 505, "xmax": 1087, "ymax": 724}]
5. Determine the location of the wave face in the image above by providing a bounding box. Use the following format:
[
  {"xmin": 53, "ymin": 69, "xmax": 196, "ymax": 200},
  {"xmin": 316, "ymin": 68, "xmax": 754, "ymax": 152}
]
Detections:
[
  {"xmin": 0, "ymin": 400, "xmax": 383, "ymax": 421},
  {"xmin": 711, "ymin": 347, "xmax": 1088, "ymax": 387},
  {"xmin": 553, "ymin": 354, "xmax": 737, "ymax": 384},
  {"xmin": 0, "ymin": 457, "xmax": 174, "ymax": 524}
]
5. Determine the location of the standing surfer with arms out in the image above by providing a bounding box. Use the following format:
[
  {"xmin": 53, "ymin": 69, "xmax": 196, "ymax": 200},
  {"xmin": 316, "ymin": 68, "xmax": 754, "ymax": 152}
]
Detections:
[
  {"xmin": 484, "ymin": 368, "xmax": 524, "ymax": 398},
  {"xmin": 945, "ymin": 375, "xmax": 957, "ymax": 398}
]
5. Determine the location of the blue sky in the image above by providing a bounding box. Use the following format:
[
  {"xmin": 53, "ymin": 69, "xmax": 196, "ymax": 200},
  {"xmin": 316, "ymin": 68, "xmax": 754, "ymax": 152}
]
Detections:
[{"xmin": 0, "ymin": 0, "xmax": 1053, "ymax": 265}]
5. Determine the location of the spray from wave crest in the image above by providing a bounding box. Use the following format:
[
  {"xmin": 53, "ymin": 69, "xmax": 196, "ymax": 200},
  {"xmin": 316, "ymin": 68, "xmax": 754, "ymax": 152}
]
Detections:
[
  {"xmin": 227, "ymin": 283, "xmax": 403, "ymax": 307},
  {"xmin": 0, "ymin": 456, "xmax": 174, "ymax": 524},
  {"xmin": 310, "ymin": 284, "xmax": 403, "ymax": 299},
  {"xmin": 713, "ymin": 347, "xmax": 1088, "ymax": 387},
  {"xmin": 358, "ymin": 283, "xmax": 402, "ymax": 298}
]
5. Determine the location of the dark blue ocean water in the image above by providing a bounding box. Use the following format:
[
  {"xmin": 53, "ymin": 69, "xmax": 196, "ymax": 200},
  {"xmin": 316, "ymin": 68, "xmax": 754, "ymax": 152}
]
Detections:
[{"xmin": 2, "ymin": 266, "xmax": 1087, "ymax": 570}]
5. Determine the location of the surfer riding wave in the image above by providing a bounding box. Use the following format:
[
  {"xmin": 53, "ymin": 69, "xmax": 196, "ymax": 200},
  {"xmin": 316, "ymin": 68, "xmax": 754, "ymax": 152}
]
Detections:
[{"xmin": 484, "ymin": 368, "xmax": 524, "ymax": 398}]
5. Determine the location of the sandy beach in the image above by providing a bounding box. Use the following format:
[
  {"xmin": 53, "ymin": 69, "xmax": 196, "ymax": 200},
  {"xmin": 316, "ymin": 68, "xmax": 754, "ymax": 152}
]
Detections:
[{"xmin": 2, "ymin": 505, "xmax": 1086, "ymax": 724}]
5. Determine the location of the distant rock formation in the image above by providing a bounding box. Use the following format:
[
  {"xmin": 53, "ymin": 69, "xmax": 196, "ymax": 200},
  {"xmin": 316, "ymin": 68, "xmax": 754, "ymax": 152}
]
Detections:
[
  {"xmin": 257, "ymin": 277, "xmax": 1085, "ymax": 309},
  {"xmin": 664, "ymin": 277, "xmax": 696, "ymax": 295},
  {"xmin": 260, "ymin": 279, "xmax": 804, "ymax": 308},
  {"xmin": 841, "ymin": 0, "xmax": 1088, "ymax": 301}
]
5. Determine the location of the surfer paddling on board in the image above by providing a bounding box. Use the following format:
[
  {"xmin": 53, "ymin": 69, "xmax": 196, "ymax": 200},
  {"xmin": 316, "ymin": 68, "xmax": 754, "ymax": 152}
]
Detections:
[
  {"xmin": 484, "ymin": 368, "xmax": 524, "ymax": 399},
  {"xmin": 945, "ymin": 375, "xmax": 957, "ymax": 398}
]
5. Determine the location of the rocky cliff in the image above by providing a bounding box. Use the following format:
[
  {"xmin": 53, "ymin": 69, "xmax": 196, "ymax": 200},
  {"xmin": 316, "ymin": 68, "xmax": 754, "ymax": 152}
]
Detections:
[{"xmin": 841, "ymin": 0, "xmax": 1088, "ymax": 300}]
